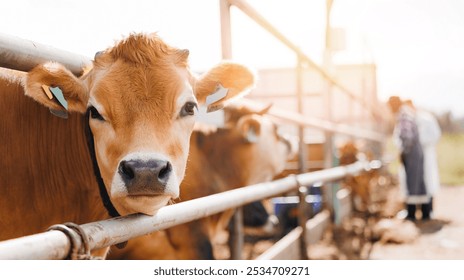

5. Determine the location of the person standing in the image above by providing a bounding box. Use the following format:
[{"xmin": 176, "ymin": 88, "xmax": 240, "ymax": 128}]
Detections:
[
  {"xmin": 409, "ymin": 100, "xmax": 442, "ymax": 218},
  {"xmin": 388, "ymin": 96, "xmax": 428, "ymax": 220}
]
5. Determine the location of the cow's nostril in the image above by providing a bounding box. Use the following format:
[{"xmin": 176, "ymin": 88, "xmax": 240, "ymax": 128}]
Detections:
[
  {"xmin": 119, "ymin": 160, "xmax": 135, "ymax": 180},
  {"xmin": 158, "ymin": 161, "xmax": 172, "ymax": 183}
]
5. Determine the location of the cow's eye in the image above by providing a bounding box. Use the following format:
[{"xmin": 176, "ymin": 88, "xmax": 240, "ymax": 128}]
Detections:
[
  {"xmin": 89, "ymin": 106, "xmax": 105, "ymax": 121},
  {"xmin": 180, "ymin": 102, "xmax": 198, "ymax": 117}
]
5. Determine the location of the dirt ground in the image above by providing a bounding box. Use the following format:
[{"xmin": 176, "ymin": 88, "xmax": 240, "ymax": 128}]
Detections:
[
  {"xmin": 306, "ymin": 184, "xmax": 464, "ymax": 260},
  {"xmin": 369, "ymin": 185, "xmax": 464, "ymax": 259},
  {"xmin": 216, "ymin": 176, "xmax": 464, "ymax": 260}
]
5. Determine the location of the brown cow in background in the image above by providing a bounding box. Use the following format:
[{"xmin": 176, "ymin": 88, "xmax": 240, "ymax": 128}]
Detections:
[{"xmin": 338, "ymin": 141, "xmax": 378, "ymax": 212}]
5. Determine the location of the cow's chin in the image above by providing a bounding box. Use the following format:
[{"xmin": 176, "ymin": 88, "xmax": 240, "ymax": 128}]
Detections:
[{"xmin": 112, "ymin": 195, "xmax": 172, "ymax": 216}]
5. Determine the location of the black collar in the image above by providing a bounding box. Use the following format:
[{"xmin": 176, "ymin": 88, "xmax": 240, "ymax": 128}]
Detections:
[{"xmin": 84, "ymin": 109, "xmax": 120, "ymax": 218}]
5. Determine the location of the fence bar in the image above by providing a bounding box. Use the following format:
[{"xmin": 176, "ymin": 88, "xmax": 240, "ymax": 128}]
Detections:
[
  {"xmin": 0, "ymin": 230, "xmax": 72, "ymax": 260},
  {"xmin": 0, "ymin": 160, "xmax": 377, "ymax": 260},
  {"xmin": 238, "ymin": 98, "xmax": 384, "ymax": 142},
  {"xmin": 229, "ymin": 207, "xmax": 244, "ymax": 260},
  {"xmin": 226, "ymin": 0, "xmax": 380, "ymax": 120},
  {"xmin": 296, "ymin": 57, "xmax": 307, "ymax": 173},
  {"xmin": 0, "ymin": 32, "xmax": 91, "ymax": 76},
  {"xmin": 298, "ymin": 185, "xmax": 309, "ymax": 260},
  {"xmin": 220, "ymin": 0, "xmax": 233, "ymax": 59}
]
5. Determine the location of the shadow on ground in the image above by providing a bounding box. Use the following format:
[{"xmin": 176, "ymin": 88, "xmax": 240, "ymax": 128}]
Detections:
[{"xmin": 415, "ymin": 218, "xmax": 451, "ymax": 234}]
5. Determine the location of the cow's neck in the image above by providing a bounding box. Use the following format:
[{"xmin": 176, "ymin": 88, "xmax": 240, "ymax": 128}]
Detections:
[
  {"xmin": 194, "ymin": 129, "xmax": 247, "ymax": 190},
  {"xmin": 0, "ymin": 77, "xmax": 108, "ymax": 239}
]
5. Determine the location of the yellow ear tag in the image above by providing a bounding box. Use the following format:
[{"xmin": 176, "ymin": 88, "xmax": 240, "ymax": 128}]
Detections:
[{"xmin": 41, "ymin": 85, "xmax": 53, "ymax": 100}]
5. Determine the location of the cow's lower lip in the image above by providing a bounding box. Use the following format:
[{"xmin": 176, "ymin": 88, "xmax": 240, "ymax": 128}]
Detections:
[
  {"xmin": 125, "ymin": 194, "xmax": 173, "ymax": 202},
  {"xmin": 112, "ymin": 194, "xmax": 172, "ymax": 216},
  {"xmin": 127, "ymin": 194, "xmax": 164, "ymax": 197}
]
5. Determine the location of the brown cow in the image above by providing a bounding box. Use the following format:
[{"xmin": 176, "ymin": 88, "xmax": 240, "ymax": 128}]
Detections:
[
  {"xmin": 108, "ymin": 102, "xmax": 296, "ymax": 259},
  {"xmin": 0, "ymin": 33, "xmax": 254, "ymax": 258},
  {"xmin": 338, "ymin": 141, "xmax": 377, "ymax": 212}
]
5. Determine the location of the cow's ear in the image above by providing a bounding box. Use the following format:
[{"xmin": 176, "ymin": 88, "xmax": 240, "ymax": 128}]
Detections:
[
  {"xmin": 237, "ymin": 115, "xmax": 261, "ymax": 143},
  {"xmin": 25, "ymin": 62, "xmax": 89, "ymax": 115},
  {"xmin": 194, "ymin": 62, "xmax": 256, "ymax": 113}
]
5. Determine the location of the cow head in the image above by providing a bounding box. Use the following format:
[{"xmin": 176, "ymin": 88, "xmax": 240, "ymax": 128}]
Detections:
[
  {"xmin": 338, "ymin": 141, "xmax": 359, "ymax": 165},
  {"xmin": 231, "ymin": 103, "xmax": 297, "ymax": 183},
  {"xmin": 197, "ymin": 102, "xmax": 296, "ymax": 186},
  {"xmin": 25, "ymin": 33, "xmax": 255, "ymax": 216}
]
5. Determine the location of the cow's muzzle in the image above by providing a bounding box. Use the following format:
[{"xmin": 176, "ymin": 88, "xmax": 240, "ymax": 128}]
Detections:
[{"xmin": 118, "ymin": 159, "xmax": 172, "ymax": 196}]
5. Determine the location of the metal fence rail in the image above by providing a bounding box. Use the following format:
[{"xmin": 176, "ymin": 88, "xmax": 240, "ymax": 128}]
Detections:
[
  {"xmin": 0, "ymin": 32, "xmax": 91, "ymax": 76},
  {"xmin": 0, "ymin": 160, "xmax": 378, "ymax": 260},
  {"xmin": 238, "ymin": 99, "xmax": 384, "ymax": 142}
]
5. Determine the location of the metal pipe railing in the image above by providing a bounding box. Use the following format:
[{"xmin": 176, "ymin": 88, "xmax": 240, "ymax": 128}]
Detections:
[
  {"xmin": 0, "ymin": 160, "xmax": 378, "ymax": 260},
  {"xmin": 238, "ymin": 98, "xmax": 385, "ymax": 142},
  {"xmin": 269, "ymin": 105, "xmax": 385, "ymax": 142},
  {"xmin": 0, "ymin": 32, "xmax": 91, "ymax": 76}
]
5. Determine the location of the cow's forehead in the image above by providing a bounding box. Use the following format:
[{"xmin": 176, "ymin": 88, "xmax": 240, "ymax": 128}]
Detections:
[
  {"xmin": 89, "ymin": 63, "xmax": 191, "ymax": 125},
  {"xmin": 83, "ymin": 33, "xmax": 194, "ymax": 125}
]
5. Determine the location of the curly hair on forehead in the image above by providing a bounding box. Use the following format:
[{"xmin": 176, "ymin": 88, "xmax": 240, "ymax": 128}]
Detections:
[{"xmin": 97, "ymin": 33, "xmax": 189, "ymax": 67}]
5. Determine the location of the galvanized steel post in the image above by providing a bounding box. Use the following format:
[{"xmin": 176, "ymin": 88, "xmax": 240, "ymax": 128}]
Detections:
[
  {"xmin": 220, "ymin": 0, "xmax": 244, "ymax": 259},
  {"xmin": 229, "ymin": 207, "xmax": 244, "ymax": 260}
]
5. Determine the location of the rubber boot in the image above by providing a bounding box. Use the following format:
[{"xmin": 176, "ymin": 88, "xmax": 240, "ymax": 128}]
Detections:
[
  {"xmin": 406, "ymin": 204, "xmax": 416, "ymax": 221},
  {"xmin": 421, "ymin": 202, "xmax": 431, "ymax": 220}
]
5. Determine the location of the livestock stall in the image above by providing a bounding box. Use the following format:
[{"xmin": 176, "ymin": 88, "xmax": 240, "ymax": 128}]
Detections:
[{"xmin": 0, "ymin": 0, "xmax": 388, "ymax": 260}]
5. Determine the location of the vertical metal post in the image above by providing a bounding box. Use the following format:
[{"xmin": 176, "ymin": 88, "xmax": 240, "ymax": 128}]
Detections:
[
  {"xmin": 220, "ymin": 0, "xmax": 232, "ymax": 59},
  {"xmin": 296, "ymin": 57, "xmax": 307, "ymax": 174},
  {"xmin": 296, "ymin": 58, "xmax": 309, "ymax": 260},
  {"xmin": 220, "ymin": 0, "xmax": 243, "ymax": 259},
  {"xmin": 323, "ymin": 0, "xmax": 334, "ymax": 170},
  {"xmin": 298, "ymin": 185, "xmax": 309, "ymax": 260},
  {"xmin": 229, "ymin": 207, "xmax": 244, "ymax": 260},
  {"xmin": 323, "ymin": 0, "xmax": 337, "ymax": 222}
]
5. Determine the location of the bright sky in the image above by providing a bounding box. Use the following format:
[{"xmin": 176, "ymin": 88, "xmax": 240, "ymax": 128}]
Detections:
[{"xmin": 2, "ymin": 0, "xmax": 464, "ymax": 117}]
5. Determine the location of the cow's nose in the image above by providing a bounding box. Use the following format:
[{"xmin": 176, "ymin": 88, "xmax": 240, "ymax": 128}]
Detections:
[{"xmin": 119, "ymin": 159, "xmax": 172, "ymax": 195}]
